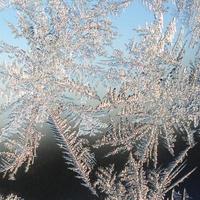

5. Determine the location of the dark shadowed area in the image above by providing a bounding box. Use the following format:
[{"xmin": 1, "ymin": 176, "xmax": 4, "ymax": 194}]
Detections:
[
  {"xmin": 0, "ymin": 132, "xmax": 97, "ymax": 200},
  {"xmin": 0, "ymin": 130, "xmax": 200, "ymax": 200}
]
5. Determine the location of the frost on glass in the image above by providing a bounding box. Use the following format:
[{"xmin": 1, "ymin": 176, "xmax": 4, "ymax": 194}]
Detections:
[
  {"xmin": 0, "ymin": 0, "xmax": 199, "ymax": 199},
  {"xmin": 95, "ymin": 147, "xmax": 195, "ymax": 200},
  {"xmin": 0, "ymin": 0, "xmax": 130, "ymax": 180},
  {"xmin": 0, "ymin": 194, "xmax": 23, "ymax": 200},
  {"xmin": 100, "ymin": 0, "xmax": 200, "ymax": 166}
]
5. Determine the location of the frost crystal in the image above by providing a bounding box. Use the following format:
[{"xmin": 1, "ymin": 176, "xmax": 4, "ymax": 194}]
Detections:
[
  {"xmin": 0, "ymin": 0, "xmax": 199, "ymax": 199},
  {"xmin": 0, "ymin": 0, "xmax": 130, "ymax": 177}
]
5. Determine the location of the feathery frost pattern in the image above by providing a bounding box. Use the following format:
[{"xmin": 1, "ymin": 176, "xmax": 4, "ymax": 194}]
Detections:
[
  {"xmin": 95, "ymin": 148, "xmax": 195, "ymax": 200},
  {"xmin": 0, "ymin": 194, "xmax": 23, "ymax": 200},
  {"xmin": 0, "ymin": 0, "xmax": 199, "ymax": 199},
  {"xmin": 48, "ymin": 112, "xmax": 97, "ymax": 196},
  {"xmin": 0, "ymin": 0, "xmax": 130, "ymax": 177}
]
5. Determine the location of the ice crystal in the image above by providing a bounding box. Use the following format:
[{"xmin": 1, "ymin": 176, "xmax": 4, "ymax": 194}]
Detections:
[
  {"xmin": 0, "ymin": 194, "xmax": 23, "ymax": 200},
  {"xmin": 95, "ymin": 147, "xmax": 195, "ymax": 199},
  {"xmin": 0, "ymin": 0, "xmax": 130, "ymax": 177},
  {"xmin": 0, "ymin": 0, "xmax": 199, "ymax": 199},
  {"xmin": 100, "ymin": 0, "xmax": 200, "ymax": 165},
  {"xmin": 48, "ymin": 111, "xmax": 97, "ymax": 196}
]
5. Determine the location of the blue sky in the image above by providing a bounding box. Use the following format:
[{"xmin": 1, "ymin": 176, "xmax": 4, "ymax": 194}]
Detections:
[
  {"xmin": 0, "ymin": 1, "xmax": 173, "ymax": 54},
  {"xmin": 111, "ymin": 1, "xmax": 154, "ymax": 50},
  {"xmin": 0, "ymin": 1, "xmax": 189, "ymax": 62},
  {"xmin": 0, "ymin": 7, "xmax": 27, "ymax": 48}
]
